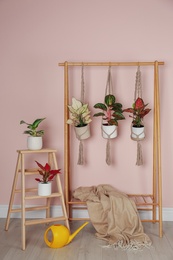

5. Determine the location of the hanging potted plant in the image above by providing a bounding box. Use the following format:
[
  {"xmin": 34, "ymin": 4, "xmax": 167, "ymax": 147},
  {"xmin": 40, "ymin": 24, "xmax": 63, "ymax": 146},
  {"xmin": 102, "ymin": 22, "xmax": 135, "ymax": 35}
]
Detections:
[
  {"xmin": 93, "ymin": 94, "xmax": 125, "ymax": 139},
  {"xmin": 67, "ymin": 97, "xmax": 92, "ymax": 140},
  {"xmin": 123, "ymin": 97, "xmax": 151, "ymax": 141},
  {"xmin": 35, "ymin": 161, "xmax": 61, "ymax": 196},
  {"xmin": 20, "ymin": 118, "xmax": 46, "ymax": 150}
]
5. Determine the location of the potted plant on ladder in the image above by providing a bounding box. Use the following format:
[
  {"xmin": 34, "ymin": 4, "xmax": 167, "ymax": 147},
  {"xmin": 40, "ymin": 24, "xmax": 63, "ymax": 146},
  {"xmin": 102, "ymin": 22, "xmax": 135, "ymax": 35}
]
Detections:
[
  {"xmin": 35, "ymin": 161, "xmax": 61, "ymax": 196},
  {"xmin": 20, "ymin": 118, "xmax": 46, "ymax": 150}
]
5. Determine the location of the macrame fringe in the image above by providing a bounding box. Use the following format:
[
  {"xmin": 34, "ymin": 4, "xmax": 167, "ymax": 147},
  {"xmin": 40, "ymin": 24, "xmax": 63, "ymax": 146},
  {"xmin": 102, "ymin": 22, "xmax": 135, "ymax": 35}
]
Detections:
[
  {"xmin": 106, "ymin": 139, "xmax": 111, "ymax": 165},
  {"xmin": 77, "ymin": 140, "xmax": 84, "ymax": 165},
  {"xmin": 101, "ymin": 239, "xmax": 152, "ymax": 251},
  {"xmin": 136, "ymin": 141, "xmax": 143, "ymax": 166}
]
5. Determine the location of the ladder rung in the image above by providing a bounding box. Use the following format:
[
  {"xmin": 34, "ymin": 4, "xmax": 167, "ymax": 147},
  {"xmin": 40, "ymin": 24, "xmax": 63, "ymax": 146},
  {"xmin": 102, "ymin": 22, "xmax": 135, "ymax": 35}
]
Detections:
[
  {"xmin": 10, "ymin": 205, "xmax": 49, "ymax": 213},
  {"xmin": 25, "ymin": 217, "xmax": 67, "ymax": 226},
  {"xmin": 25, "ymin": 192, "xmax": 62, "ymax": 200},
  {"xmin": 15, "ymin": 188, "xmax": 38, "ymax": 193}
]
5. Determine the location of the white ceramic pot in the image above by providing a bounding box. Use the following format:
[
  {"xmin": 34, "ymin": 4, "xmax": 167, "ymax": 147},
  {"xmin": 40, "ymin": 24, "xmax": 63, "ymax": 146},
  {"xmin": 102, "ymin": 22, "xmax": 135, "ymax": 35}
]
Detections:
[
  {"xmin": 38, "ymin": 182, "xmax": 52, "ymax": 196},
  {"xmin": 131, "ymin": 126, "xmax": 145, "ymax": 140},
  {"xmin": 74, "ymin": 124, "xmax": 90, "ymax": 140},
  {"xmin": 102, "ymin": 125, "xmax": 118, "ymax": 139},
  {"xmin": 27, "ymin": 136, "xmax": 43, "ymax": 150}
]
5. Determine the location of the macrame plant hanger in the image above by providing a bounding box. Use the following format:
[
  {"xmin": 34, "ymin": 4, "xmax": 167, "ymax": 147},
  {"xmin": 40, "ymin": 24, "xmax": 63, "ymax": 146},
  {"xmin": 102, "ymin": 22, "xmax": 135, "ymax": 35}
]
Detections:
[
  {"xmin": 133, "ymin": 65, "xmax": 144, "ymax": 166},
  {"xmin": 102, "ymin": 66, "xmax": 115, "ymax": 165},
  {"xmin": 77, "ymin": 64, "xmax": 86, "ymax": 165}
]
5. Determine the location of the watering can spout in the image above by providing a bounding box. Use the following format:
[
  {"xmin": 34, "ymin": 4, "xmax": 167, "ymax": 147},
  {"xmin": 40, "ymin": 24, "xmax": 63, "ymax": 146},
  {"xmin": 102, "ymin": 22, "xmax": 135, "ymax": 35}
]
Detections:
[{"xmin": 66, "ymin": 221, "xmax": 89, "ymax": 245}]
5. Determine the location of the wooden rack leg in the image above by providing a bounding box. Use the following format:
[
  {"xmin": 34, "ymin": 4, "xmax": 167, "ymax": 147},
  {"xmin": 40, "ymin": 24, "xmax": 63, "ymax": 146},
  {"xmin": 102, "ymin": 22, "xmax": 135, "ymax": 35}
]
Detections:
[
  {"xmin": 21, "ymin": 152, "xmax": 26, "ymax": 250},
  {"xmin": 155, "ymin": 61, "xmax": 163, "ymax": 237},
  {"xmin": 5, "ymin": 153, "xmax": 21, "ymax": 231},
  {"xmin": 52, "ymin": 152, "xmax": 70, "ymax": 229}
]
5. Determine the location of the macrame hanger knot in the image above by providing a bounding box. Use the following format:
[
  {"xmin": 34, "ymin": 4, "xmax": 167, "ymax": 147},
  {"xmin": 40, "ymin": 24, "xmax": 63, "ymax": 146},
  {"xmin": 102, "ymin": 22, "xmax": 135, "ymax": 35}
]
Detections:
[{"xmin": 105, "ymin": 65, "xmax": 113, "ymax": 96}]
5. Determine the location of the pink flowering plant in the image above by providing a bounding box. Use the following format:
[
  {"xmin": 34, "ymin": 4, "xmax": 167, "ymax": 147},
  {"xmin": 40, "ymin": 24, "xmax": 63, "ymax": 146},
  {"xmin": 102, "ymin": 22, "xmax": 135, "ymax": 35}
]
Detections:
[
  {"xmin": 123, "ymin": 97, "xmax": 151, "ymax": 127},
  {"xmin": 93, "ymin": 94, "xmax": 125, "ymax": 126},
  {"xmin": 35, "ymin": 161, "xmax": 61, "ymax": 183}
]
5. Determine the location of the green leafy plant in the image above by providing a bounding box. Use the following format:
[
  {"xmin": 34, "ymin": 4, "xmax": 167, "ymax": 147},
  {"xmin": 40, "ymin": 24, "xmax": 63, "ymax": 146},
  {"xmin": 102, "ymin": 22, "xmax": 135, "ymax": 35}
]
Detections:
[
  {"xmin": 123, "ymin": 97, "xmax": 151, "ymax": 127},
  {"xmin": 20, "ymin": 118, "xmax": 46, "ymax": 136},
  {"xmin": 35, "ymin": 161, "xmax": 61, "ymax": 183},
  {"xmin": 67, "ymin": 97, "xmax": 92, "ymax": 127},
  {"xmin": 93, "ymin": 94, "xmax": 125, "ymax": 126}
]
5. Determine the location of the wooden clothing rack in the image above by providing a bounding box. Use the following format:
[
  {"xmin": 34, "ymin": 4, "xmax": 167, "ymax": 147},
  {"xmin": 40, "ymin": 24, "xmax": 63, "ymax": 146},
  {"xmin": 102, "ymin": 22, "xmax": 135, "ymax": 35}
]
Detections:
[{"xmin": 59, "ymin": 60, "xmax": 164, "ymax": 237}]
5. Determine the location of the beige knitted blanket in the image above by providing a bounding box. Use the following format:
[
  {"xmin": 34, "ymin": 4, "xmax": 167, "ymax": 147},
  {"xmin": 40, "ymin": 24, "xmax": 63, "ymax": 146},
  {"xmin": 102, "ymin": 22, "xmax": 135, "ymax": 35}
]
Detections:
[{"xmin": 73, "ymin": 184, "xmax": 152, "ymax": 250}]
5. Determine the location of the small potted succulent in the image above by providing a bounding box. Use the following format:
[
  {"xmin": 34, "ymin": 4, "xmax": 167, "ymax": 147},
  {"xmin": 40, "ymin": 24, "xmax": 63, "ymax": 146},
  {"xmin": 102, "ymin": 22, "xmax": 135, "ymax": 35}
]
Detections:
[
  {"xmin": 35, "ymin": 161, "xmax": 61, "ymax": 196},
  {"xmin": 67, "ymin": 97, "xmax": 92, "ymax": 140},
  {"xmin": 20, "ymin": 118, "xmax": 46, "ymax": 150},
  {"xmin": 93, "ymin": 94, "xmax": 125, "ymax": 139},
  {"xmin": 123, "ymin": 97, "xmax": 151, "ymax": 140}
]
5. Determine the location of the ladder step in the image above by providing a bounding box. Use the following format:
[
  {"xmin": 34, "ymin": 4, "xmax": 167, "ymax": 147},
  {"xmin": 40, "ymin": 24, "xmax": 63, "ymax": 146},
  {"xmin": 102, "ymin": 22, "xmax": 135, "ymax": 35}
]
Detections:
[
  {"xmin": 25, "ymin": 192, "xmax": 62, "ymax": 200},
  {"xmin": 15, "ymin": 188, "xmax": 38, "ymax": 193},
  {"xmin": 10, "ymin": 205, "xmax": 50, "ymax": 213},
  {"xmin": 25, "ymin": 217, "xmax": 67, "ymax": 226}
]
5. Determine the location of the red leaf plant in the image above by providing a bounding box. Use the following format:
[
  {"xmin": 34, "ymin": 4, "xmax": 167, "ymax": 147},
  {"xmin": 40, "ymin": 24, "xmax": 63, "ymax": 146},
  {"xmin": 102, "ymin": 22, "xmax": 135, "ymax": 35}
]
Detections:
[
  {"xmin": 123, "ymin": 97, "xmax": 151, "ymax": 127},
  {"xmin": 35, "ymin": 161, "xmax": 61, "ymax": 183}
]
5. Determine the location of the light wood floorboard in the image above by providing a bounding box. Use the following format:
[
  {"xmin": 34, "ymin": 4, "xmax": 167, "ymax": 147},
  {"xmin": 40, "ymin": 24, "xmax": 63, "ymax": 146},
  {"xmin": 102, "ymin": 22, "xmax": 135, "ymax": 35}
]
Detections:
[{"xmin": 1, "ymin": 218, "xmax": 173, "ymax": 260}]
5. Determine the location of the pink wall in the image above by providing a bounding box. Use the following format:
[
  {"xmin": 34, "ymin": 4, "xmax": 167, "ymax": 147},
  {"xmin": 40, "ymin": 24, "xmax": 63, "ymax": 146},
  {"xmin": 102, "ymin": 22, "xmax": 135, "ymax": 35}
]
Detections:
[{"xmin": 0, "ymin": 0, "xmax": 172, "ymax": 208}]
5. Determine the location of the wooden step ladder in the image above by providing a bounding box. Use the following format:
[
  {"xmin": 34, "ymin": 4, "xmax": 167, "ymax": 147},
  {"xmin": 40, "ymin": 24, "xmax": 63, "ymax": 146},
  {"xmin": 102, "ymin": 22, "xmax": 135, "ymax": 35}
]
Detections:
[{"xmin": 5, "ymin": 149, "xmax": 69, "ymax": 250}]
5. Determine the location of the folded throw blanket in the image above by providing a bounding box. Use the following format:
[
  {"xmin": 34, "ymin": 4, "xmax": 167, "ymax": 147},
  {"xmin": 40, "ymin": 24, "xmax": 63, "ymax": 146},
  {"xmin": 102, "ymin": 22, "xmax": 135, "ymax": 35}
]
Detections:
[{"xmin": 73, "ymin": 184, "xmax": 152, "ymax": 250}]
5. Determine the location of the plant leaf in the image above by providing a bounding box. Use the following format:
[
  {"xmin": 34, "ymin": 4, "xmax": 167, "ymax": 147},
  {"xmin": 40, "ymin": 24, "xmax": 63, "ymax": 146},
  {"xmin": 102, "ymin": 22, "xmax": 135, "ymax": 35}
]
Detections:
[
  {"xmin": 93, "ymin": 112, "xmax": 105, "ymax": 117},
  {"xmin": 32, "ymin": 118, "xmax": 46, "ymax": 129},
  {"xmin": 71, "ymin": 98, "xmax": 82, "ymax": 110},
  {"xmin": 50, "ymin": 169, "xmax": 61, "ymax": 175},
  {"xmin": 35, "ymin": 178, "xmax": 41, "ymax": 182},
  {"xmin": 35, "ymin": 161, "xmax": 45, "ymax": 171},
  {"xmin": 44, "ymin": 163, "xmax": 50, "ymax": 172},
  {"xmin": 105, "ymin": 95, "xmax": 115, "ymax": 106},
  {"xmin": 94, "ymin": 103, "xmax": 107, "ymax": 111}
]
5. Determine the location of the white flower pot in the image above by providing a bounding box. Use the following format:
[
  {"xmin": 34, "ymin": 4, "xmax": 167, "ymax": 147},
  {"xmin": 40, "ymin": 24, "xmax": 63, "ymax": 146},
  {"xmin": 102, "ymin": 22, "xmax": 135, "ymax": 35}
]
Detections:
[
  {"xmin": 131, "ymin": 126, "xmax": 145, "ymax": 140},
  {"xmin": 27, "ymin": 136, "xmax": 43, "ymax": 150},
  {"xmin": 38, "ymin": 182, "xmax": 52, "ymax": 196},
  {"xmin": 74, "ymin": 124, "xmax": 90, "ymax": 140},
  {"xmin": 102, "ymin": 125, "xmax": 118, "ymax": 139}
]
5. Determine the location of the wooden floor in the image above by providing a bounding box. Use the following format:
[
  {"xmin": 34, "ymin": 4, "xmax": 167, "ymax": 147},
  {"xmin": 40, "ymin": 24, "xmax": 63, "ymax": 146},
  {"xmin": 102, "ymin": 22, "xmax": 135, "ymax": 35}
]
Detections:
[{"xmin": 1, "ymin": 218, "xmax": 173, "ymax": 260}]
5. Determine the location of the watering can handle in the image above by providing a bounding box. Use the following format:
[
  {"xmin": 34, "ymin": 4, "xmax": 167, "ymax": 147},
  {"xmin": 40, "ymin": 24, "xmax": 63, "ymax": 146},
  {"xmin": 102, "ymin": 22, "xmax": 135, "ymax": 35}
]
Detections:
[{"xmin": 44, "ymin": 226, "xmax": 52, "ymax": 247}]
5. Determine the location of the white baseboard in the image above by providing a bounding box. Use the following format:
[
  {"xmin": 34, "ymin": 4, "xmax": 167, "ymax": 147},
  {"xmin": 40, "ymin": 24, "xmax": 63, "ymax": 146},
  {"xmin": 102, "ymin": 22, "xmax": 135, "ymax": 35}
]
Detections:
[{"xmin": 1, "ymin": 205, "xmax": 173, "ymax": 221}]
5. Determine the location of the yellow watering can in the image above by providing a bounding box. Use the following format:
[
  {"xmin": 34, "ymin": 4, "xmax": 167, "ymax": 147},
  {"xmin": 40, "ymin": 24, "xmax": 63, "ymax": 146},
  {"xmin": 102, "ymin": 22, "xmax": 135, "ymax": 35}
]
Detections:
[{"xmin": 44, "ymin": 222, "xmax": 89, "ymax": 248}]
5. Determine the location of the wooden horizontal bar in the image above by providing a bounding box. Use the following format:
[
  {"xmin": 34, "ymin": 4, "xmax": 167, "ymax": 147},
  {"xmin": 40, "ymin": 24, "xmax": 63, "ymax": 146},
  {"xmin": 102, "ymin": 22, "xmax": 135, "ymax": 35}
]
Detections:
[
  {"xmin": 59, "ymin": 61, "xmax": 164, "ymax": 67},
  {"xmin": 25, "ymin": 217, "xmax": 67, "ymax": 226},
  {"xmin": 68, "ymin": 200, "xmax": 86, "ymax": 205},
  {"xmin": 135, "ymin": 203, "xmax": 158, "ymax": 206},
  {"xmin": 141, "ymin": 219, "xmax": 159, "ymax": 223},
  {"xmin": 25, "ymin": 192, "xmax": 61, "ymax": 200},
  {"xmin": 15, "ymin": 188, "xmax": 37, "ymax": 193},
  {"xmin": 69, "ymin": 217, "xmax": 90, "ymax": 221},
  {"xmin": 10, "ymin": 205, "xmax": 49, "ymax": 213},
  {"xmin": 17, "ymin": 149, "xmax": 57, "ymax": 154},
  {"xmin": 71, "ymin": 207, "xmax": 87, "ymax": 210},
  {"xmin": 128, "ymin": 194, "xmax": 153, "ymax": 197}
]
